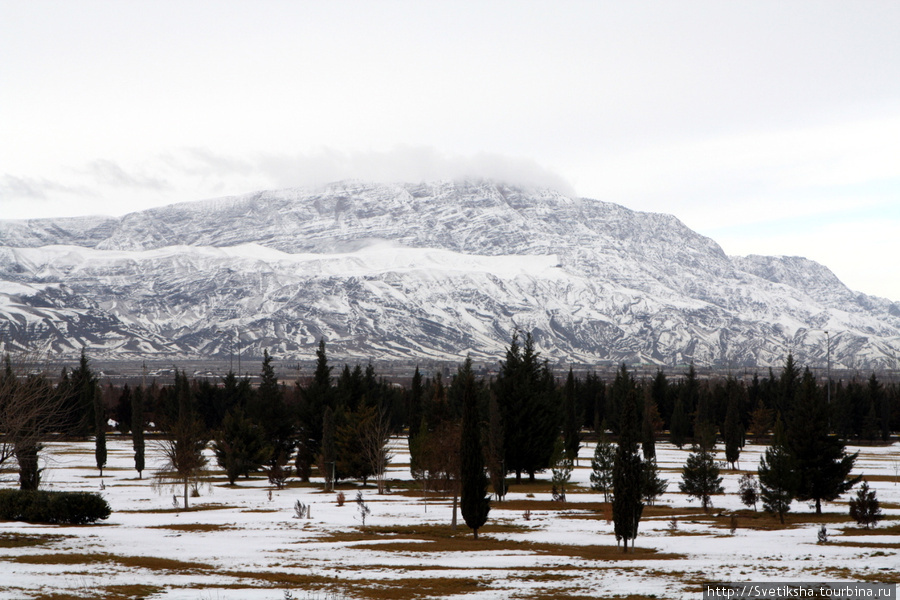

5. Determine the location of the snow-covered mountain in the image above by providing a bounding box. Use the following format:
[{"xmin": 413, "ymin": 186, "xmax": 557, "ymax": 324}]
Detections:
[{"xmin": 2, "ymin": 180, "xmax": 898, "ymax": 369}]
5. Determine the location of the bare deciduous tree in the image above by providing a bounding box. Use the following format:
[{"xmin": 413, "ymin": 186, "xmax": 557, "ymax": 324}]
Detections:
[
  {"xmin": 360, "ymin": 405, "xmax": 394, "ymax": 494},
  {"xmin": 0, "ymin": 353, "xmax": 65, "ymax": 490}
]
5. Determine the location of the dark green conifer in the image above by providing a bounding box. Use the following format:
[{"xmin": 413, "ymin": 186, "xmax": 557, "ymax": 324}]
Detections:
[
  {"xmin": 612, "ymin": 396, "xmax": 643, "ymax": 552},
  {"xmin": 459, "ymin": 357, "xmax": 490, "ymax": 539}
]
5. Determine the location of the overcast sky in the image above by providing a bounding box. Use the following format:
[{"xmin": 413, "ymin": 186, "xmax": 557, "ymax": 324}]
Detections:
[{"xmin": 2, "ymin": 1, "xmax": 899, "ymax": 300}]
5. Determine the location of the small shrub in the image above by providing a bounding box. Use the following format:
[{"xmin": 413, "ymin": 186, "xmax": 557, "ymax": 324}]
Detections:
[
  {"xmin": 0, "ymin": 490, "xmax": 111, "ymax": 525},
  {"xmin": 738, "ymin": 474, "xmax": 759, "ymax": 510},
  {"xmin": 849, "ymin": 481, "xmax": 882, "ymax": 529},
  {"xmin": 336, "ymin": 491, "xmax": 345, "ymax": 506},
  {"xmin": 356, "ymin": 491, "xmax": 371, "ymax": 527},
  {"xmin": 817, "ymin": 524, "xmax": 828, "ymax": 544},
  {"xmin": 293, "ymin": 501, "xmax": 307, "ymax": 519}
]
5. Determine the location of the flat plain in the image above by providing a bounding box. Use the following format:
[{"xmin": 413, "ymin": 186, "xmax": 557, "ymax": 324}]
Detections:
[{"xmin": 1, "ymin": 438, "xmax": 898, "ymax": 600}]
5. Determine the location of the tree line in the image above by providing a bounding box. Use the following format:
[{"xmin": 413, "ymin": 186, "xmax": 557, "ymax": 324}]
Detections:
[{"xmin": 1, "ymin": 335, "xmax": 896, "ymax": 540}]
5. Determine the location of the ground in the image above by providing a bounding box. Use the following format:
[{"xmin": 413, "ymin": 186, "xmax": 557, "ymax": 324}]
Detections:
[{"xmin": 0, "ymin": 437, "xmax": 898, "ymax": 600}]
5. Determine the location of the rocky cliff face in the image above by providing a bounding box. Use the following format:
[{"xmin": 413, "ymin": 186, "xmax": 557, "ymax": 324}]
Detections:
[{"xmin": 2, "ymin": 181, "xmax": 898, "ymax": 369}]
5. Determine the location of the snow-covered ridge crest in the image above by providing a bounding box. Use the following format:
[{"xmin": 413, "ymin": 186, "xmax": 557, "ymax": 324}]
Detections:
[
  {"xmin": 4, "ymin": 242, "xmax": 563, "ymax": 280},
  {"xmin": 1, "ymin": 180, "xmax": 898, "ymax": 368}
]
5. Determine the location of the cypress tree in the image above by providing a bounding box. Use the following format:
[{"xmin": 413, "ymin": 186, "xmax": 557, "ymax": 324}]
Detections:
[
  {"xmin": 459, "ymin": 357, "xmax": 490, "ymax": 539},
  {"xmin": 612, "ymin": 396, "xmax": 643, "ymax": 552},
  {"xmin": 670, "ymin": 394, "xmax": 688, "ymax": 448},
  {"xmin": 723, "ymin": 385, "xmax": 743, "ymax": 469},
  {"xmin": 641, "ymin": 394, "xmax": 661, "ymax": 460},
  {"xmin": 563, "ymin": 368, "xmax": 581, "ymax": 463},
  {"xmin": 94, "ymin": 385, "xmax": 106, "ymax": 477},
  {"xmin": 298, "ymin": 339, "xmax": 333, "ymax": 481},
  {"xmin": 131, "ymin": 386, "xmax": 145, "ymax": 479}
]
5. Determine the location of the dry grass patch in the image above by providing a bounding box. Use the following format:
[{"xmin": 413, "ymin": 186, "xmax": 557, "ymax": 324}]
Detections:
[
  {"xmin": 147, "ymin": 522, "xmax": 234, "ymax": 532},
  {"xmin": 839, "ymin": 521, "xmax": 900, "ymax": 536},
  {"xmin": 346, "ymin": 575, "xmax": 485, "ymax": 600},
  {"xmin": 12, "ymin": 552, "xmax": 213, "ymax": 573},
  {"xmin": 223, "ymin": 570, "xmax": 336, "ymax": 587},
  {"xmin": 0, "ymin": 532, "xmax": 68, "ymax": 548},
  {"xmin": 829, "ymin": 541, "xmax": 900, "ymax": 549},
  {"xmin": 120, "ymin": 503, "xmax": 238, "ymax": 513}
]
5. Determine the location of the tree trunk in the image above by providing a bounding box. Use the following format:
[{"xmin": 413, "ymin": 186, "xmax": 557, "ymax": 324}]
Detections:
[
  {"xmin": 451, "ymin": 492, "xmax": 458, "ymax": 530},
  {"xmin": 815, "ymin": 498, "xmax": 821, "ymax": 515},
  {"xmin": 183, "ymin": 480, "xmax": 189, "ymax": 510}
]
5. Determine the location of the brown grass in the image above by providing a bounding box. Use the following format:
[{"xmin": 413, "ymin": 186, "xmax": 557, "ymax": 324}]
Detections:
[
  {"xmin": 0, "ymin": 533, "xmax": 68, "ymax": 548},
  {"xmin": 119, "ymin": 503, "xmax": 238, "ymax": 513},
  {"xmin": 147, "ymin": 522, "xmax": 233, "ymax": 532},
  {"xmin": 839, "ymin": 521, "xmax": 900, "ymax": 535},
  {"xmin": 12, "ymin": 552, "xmax": 213, "ymax": 572}
]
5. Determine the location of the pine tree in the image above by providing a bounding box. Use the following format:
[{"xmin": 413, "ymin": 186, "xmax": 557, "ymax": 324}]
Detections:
[
  {"xmin": 849, "ymin": 481, "xmax": 882, "ymax": 529},
  {"xmin": 550, "ymin": 437, "xmax": 573, "ymax": 502},
  {"xmin": 251, "ymin": 351, "xmax": 295, "ymax": 487},
  {"xmin": 612, "ymin": 397, "xmax": 643, "ymax": 552},
  {"xmin": 212, "ymin": 407, "xmax": 271, "ymax": 484},
  {"xmin": 786, "ymin": 368, "xmax": 860, "ymax": 514},
  {"xmin": 679, "ymin": 447, "xmax": 723, "ymax": 512},
  {"xmin": 459, "ymin": 357, "xmax": 490, "ymax": 539},
  {"xmin": 641, "ymin": 458, "xmax": 668, "ymax": 505},
  {"xmin": 494, "ymin": 332, "xmax": 557, "ymax": 483},
  {"xmin": 131, "ymin": 386, "xmax": 145, "ymax": 479},
  {"xmin": 758, "ymin": 423, "xmax": 795, "ymax": 524},
  {"xmin": 590, "ymin": 423, "xmax": 615, "ymax": 502}
]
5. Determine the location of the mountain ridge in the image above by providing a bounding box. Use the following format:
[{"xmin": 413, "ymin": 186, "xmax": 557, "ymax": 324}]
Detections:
[{"xmin": 1, "ymin": 180, "xmax": 898, "ymax": 369}]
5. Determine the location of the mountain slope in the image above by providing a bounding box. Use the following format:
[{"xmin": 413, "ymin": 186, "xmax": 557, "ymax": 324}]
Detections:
[{"xmin": 1, "ymin": 181, "xmax": 898, "ymax": 369}]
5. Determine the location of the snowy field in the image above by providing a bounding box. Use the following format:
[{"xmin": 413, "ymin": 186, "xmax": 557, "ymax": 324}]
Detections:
[{"xmin": 1, "ymin": 438, "xmax": 898, "ymax": 600}]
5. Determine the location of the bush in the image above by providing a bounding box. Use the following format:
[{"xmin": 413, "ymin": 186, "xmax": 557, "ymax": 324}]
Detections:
[{"xmin": 0, "ymin": 490, "xmax": 111, "ymax": 525}]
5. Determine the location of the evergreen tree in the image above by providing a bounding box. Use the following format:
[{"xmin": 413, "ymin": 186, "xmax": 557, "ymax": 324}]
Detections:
[
  {"xmin": 250, "ymin": 351, "xmax": 296, "ymax": 486},
  {"xmin": 612, "ymin": 397, "xmax": 643, "ymax": 552},
  {"xmin": 212, "ymin": 407, "xmax": 271, "ymax": 484},
  {"xmin": 94, "ymin": 384, "xmax": 106, "ymax": 477},
  {"xmin": 758, "ymin": 421, "xmax": 795, "ymax": 524},
  {"xmin": 786, "ymin": 368, "xmax": 860, "ymax": 514},
  {"xmin": 486, "ymin": 392, "xmax": 506, "ymax": 501},
  {"xmin": 670, "ymin": 394, "xmax": 689, "ymax": 448},
  {"xmin": 679, "ymin": 447, "xmax": 723, "ymax": 512},
  {"xmin": 641, "ymin": 458, "xmax": 668, "ymax": 505},
  {"xmin": 131, "ymin": 385, "xmax": 145, "ymax": 479},
  {"xmin": 849, "ymin": 481, "xmax": 882, "ymax": 529},
  {"xmin": 641, "ymin": 394, "xmax": 661, "ymax": 460},
  {"xmin": 407, "ymin": 365, "xmax": 424, "ymax": 474},
  {"xmin": 320, "ymin": 406, "xmax": 336, "ymax": 490},
  {"xmin": 723, "ymin": 383, "xmax": 743, "ymax": 469},
  {"xmin": 550, "ymin": 437, "xmax": 573, "ymax": 502},
  {"xmin": 115, "ymin": 384, "xmax": 132, "ymax": 434},
  {"xmin": 494, "ymin": 332, "xmax": 557, "ymax": 483},
  {"xmin": 459, "ymin": 357, "xmax": 490, "ymax": 538},
  {"xmin": 562, "ymin": 368, "xmax": 581, "ymax": 463},
  {"xmin": 590, "ymin": 422, "xmax": 615, "ymax": 502},
  {"xmin": 297, "ymin": 339, "xmax": 332, "ymax": 481}
]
